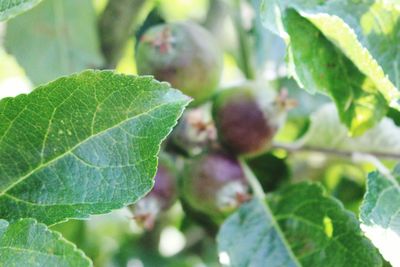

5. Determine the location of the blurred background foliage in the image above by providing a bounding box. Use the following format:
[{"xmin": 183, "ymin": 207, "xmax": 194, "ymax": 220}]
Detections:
[{"xmin": 0, "ymin": 0, "xmax": 398, "ymax": 266}]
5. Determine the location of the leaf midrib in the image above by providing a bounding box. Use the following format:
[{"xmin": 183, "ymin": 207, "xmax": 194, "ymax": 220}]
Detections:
[
  {"xmin": 0, "ymin": 99, "xmax": 182, "ymax": 197},
  {"xmin": 258, "ymin": 198, "xmax": 302, "ymax": 267}
]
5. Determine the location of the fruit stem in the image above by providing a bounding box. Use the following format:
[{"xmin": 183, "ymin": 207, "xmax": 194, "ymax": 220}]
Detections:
[{"xmin": 238, "ymin": 157, "xmax": 265, "ymax": 199}]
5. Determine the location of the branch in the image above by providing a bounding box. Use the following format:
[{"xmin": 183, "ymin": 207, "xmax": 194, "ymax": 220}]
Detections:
[
  {"xmin": 98, "ymin": 0, "xmax": 146, "ymax": 68},
  {"xmin": 272, "ymin": 142, "xmax": 400, "ymax": 160}
]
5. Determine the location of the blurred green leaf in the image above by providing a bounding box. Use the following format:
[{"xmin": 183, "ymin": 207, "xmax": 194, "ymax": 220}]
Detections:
[
  {"xmin": 278, "ymin": 78, "xmax": 329, "ymax": 119},
  {"xmin": 387, "ymin": 107, "xmax": 400, "ymax": 127},
  {"xmin": 0, "ymin": 70, "xmax": 189, "ymax": 225},
  {"xmin": 250, "ymin": 0, "xmax": 286, "ymax": 72},
  {"xmin": 275, "ymin": 78, "xmax": 329, "ymax": 141},
  {"xmin": 246, "ymin": 152, "xmax": 290, "ymax": 192},
  {"xmin": 331, "ymin": 176, "xmax": 364, "ymax": 211},
  {"xmin": 5, "ymin": 0, "xmax": 104, "ymax": 85},
  {"xmin": 0, "ymin": 219, "xmax": 91, "ymax": 266}
]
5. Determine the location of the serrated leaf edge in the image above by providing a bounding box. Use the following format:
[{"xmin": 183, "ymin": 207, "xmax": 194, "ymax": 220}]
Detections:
[
  {"xmin": 0, "ymin": 0, "xmax": 43, "ymax": 21},
  {"xmin": 0, "ymin": 218, "xmax": 92, "ymax": 266}
]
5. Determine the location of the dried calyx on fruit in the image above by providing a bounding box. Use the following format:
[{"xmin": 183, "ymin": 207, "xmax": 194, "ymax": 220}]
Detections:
[
  {"xmin": 212, "ymin": 81, "xmax": 295, "ymax": 157},
  {"xmin": 135, "ymin": 21, "xmax": 223, "ymax": 105},
  {"xmin": 181, "ymin": 151, "xmax": 250, "ymax": 222},
  {"xmin": 170, "ymin": 106, "xmax": 217, "ymax": 157},
  {"xmin": 130, "ymin": 155, "xmax": 177, "ymax": 230}
]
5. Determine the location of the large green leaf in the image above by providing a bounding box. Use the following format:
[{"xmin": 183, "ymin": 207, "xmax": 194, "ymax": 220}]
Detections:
[
  {"xmin": 217, "ymin": 183, "xmax": 381, "ymax": 267},
  {"xmin": 5, "ymin": 0, "xmax": 104, "ymax": 85},
  {"xmin": 0, "ymin": 0, "xmax": 42, "ymax": 21},
  {"xmin": 0, "ymin": 218, "xmax": 90, "ymax": 266},
  {"xmin": 360, "ymin": 167, "xmax": 400, "ymax": 267},
  {"xmin": 0, "ymin": 70, "xmax": 190, "ymax": 225},
  {"xmin": 261, "ymin": 0, "xmax": 400, "ymax": 135}
]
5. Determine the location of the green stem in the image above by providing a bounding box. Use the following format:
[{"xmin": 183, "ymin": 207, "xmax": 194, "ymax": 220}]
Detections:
[
  {"xmin": 232, "ymin": 0, "xmax": 255, "ymax": 80},
  {"xmin": 238, "ymin": 157, "xmax": 265, "ymax": 199}
]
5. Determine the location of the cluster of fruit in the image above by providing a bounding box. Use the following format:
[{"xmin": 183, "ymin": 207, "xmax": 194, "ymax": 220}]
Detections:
[{"xmin": 130, "ymin": 21, "xmax": 291, "ymax": 229}]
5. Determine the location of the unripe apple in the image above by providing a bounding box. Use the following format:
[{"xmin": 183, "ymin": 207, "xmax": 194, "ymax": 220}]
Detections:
[
  {"xmin": 212, "ymin": 82, "xmax": 290, "ymax": 157},
  {"xmin": 135, "ymin": 21, "xmax": 223, "ymax": 105},
  {"xmin": 181, "ymin": 151, "xmax": 250, "ymax": 222}
]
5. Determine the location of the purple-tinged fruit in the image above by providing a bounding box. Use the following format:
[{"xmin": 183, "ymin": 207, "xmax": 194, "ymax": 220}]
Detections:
[
  {"xmin": 212, "ymin": 82, "xmax": 292, "ymax": 157},
  {"xmin": 181, "ymin": 151, "xmax": 250, "ymax": 221}
]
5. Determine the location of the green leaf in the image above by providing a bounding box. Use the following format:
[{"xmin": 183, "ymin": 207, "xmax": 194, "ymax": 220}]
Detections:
[
  {"xmin": 298, "ymin": 103, "xmax": 400, "ymax": 156},
  {"xmin": 360, "ymin": 167, "xmax": 400, "ymax": 266},
  {"xmin": 0, "ymin": 70, "xmax": 190, "ymax": 225},
  {"xmin": 0, "ymin": 0, "xmax": 42, "ymax": 21},
  {"xmin": 5, "ymin": 0, "xmax": 104, "ymax": 85},
  {"xmin": 217, "ymin": 198, "xmax": 299, "ymax": 267},
  {"xmin": 217, "ymin": 183, "xmax": 381, "ymax": 267},
  {"xmin": 261, "ymin": 0, "xmax": 400, "ymax": 135},
  {"xmin": 0, "ymin": 218, "xmax": 91, "ymax": 266}
]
